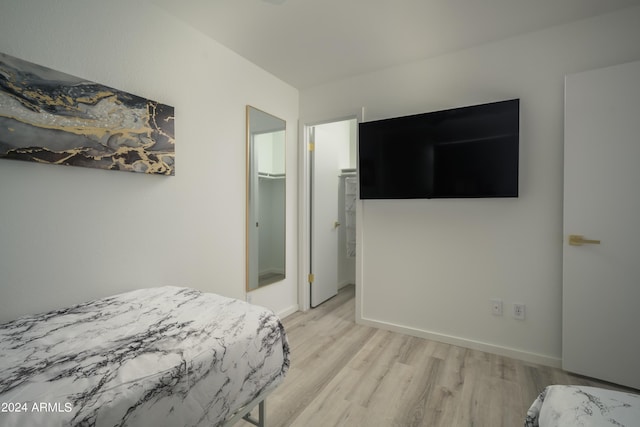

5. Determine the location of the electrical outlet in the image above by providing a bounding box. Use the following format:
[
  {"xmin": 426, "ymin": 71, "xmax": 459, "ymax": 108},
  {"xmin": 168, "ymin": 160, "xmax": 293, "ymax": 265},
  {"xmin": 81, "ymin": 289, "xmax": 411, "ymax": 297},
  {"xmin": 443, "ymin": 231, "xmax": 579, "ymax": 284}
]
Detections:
[
  {"xmin": 513, "ymin": 303, "xmax": 526, "ymax": 320},
  {"xmin": 491, "ymin": 299, "xmax": 503, "ymax": 316}
]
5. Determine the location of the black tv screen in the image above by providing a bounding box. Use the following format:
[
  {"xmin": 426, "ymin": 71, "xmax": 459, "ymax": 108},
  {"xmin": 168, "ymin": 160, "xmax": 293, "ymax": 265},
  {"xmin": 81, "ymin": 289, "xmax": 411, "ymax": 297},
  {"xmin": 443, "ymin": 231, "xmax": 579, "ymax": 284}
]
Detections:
[{"xmin": 358, "ymin": 99, "xmax": 519, "ymax": 199}]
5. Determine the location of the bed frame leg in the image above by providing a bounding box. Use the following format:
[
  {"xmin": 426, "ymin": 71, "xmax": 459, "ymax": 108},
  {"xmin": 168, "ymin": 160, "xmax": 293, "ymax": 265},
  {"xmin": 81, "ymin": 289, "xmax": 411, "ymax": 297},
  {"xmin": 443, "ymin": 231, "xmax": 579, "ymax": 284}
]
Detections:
[
  {"xmin": 242, "ymin": 400, "xmax": 265, "ymax": 427},
  {"xmin": 258, "ymin": 400, "xmax": 265, "ymax": 427}
]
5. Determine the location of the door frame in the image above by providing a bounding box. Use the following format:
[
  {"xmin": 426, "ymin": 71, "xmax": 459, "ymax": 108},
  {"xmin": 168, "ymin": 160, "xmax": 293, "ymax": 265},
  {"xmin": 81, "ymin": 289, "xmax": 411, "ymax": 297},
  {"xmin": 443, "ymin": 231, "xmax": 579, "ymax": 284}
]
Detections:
[{"xmin": 297, "ymin": 113, "xmax": 361, "ymax": 311}]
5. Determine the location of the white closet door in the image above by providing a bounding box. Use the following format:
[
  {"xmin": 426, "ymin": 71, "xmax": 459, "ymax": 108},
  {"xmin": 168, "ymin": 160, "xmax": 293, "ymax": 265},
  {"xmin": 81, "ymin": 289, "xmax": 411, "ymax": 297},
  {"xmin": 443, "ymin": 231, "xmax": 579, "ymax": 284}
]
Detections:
[
  {"xmin": 563, "ymin": 60, "xmax": 640, "ymax": 389},
  {"xmin": 310, "ymin": 125, "xmax": 339, "ymax": 307}
]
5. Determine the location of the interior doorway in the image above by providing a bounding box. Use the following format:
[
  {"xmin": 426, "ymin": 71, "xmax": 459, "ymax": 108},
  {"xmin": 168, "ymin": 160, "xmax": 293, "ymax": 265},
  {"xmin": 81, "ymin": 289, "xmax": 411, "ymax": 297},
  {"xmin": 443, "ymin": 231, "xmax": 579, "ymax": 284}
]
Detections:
[{"xmin": 306, "ymin": 118, "xmax": 358, "ymax": 308}]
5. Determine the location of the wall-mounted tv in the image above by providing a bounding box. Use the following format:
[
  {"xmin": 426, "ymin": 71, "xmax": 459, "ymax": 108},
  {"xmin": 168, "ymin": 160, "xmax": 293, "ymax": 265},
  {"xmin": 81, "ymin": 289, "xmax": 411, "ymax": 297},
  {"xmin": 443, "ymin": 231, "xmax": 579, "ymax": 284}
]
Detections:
[{"xmin": 358, "ymin": 99, "xmax": 519, "ymax": 199}]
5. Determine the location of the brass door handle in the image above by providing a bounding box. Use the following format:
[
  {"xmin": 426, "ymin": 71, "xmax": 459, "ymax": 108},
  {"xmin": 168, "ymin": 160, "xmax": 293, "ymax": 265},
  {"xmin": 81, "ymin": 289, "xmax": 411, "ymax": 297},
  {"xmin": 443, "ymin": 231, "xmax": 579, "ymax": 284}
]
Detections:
[
  {"xmin": 334, "ymin": 221, "xmax": 341, "ymax": 228},
  {"xmin": 569, "ymin": 234, "xmax": 601, "ymax": 246}
]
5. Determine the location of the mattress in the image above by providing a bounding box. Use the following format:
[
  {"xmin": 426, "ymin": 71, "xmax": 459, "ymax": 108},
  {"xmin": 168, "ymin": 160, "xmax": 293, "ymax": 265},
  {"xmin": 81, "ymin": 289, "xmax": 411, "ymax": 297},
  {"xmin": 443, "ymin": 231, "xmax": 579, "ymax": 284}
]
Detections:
[
  {"xmin": 525, "ymin": 385, "xmax": 640, "ymax": 427},
  {"xmin": 0, "ymin": 286, "xmax": 290, "ymax": 427}
]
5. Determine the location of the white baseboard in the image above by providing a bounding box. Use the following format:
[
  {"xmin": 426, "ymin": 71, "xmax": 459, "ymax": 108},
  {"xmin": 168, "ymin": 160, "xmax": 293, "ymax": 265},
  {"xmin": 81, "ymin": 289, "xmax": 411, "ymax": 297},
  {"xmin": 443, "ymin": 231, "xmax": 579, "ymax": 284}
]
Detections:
[
  {"xmin": 338, "ymin": 281, "xmax": 354, "ymax": 290},
  {"xmin": 357, "ymin": 316, "xmax": 562, "ymax": 368},
  {"xmin": 278, "ymin": 304, "xmax": 299, "ymax": 319}
]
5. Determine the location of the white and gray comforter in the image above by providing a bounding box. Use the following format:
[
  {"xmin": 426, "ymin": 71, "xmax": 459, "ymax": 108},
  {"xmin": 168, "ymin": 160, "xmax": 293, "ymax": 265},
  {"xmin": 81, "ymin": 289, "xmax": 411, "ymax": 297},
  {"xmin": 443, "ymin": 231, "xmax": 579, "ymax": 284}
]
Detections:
[
  {"xmin": 0, "ymin": 286, "xmax": 290, "ymax": 427},
  {"xmin": 525, "ymin": 385, "xmax": 640, "ymax": 427}
]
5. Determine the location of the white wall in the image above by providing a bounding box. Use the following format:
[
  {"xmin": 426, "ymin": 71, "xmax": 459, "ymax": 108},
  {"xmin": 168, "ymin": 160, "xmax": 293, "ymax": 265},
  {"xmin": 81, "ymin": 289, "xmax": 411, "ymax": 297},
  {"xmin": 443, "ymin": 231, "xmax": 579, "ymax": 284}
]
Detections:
[
  {"xmin": 258, "ymin": 177, "xmax": 285, "ymax": 275},
  {"xmin": 0, "ymin": 0, "xmax": 299, "ymax": 323},
  {"xmin": 300, "ymin": 6, "xmax": 640, "ymax": 365}
]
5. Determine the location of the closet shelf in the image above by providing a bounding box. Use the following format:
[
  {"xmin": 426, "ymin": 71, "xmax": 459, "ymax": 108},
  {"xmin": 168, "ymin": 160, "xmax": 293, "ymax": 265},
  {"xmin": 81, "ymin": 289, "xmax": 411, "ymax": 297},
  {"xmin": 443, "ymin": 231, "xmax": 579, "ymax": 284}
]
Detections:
[{"xmin": 258, "ymin": 172, "xmax": 285, "ymax": 179}]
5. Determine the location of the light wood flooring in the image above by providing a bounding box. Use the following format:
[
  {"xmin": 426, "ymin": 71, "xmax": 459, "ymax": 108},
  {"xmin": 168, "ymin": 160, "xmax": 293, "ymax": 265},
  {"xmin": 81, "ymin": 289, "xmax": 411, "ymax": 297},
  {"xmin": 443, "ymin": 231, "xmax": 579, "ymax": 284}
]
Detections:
[{"xmin": 246, "ymin": 284, "xmax": 631, "ymax": 427}]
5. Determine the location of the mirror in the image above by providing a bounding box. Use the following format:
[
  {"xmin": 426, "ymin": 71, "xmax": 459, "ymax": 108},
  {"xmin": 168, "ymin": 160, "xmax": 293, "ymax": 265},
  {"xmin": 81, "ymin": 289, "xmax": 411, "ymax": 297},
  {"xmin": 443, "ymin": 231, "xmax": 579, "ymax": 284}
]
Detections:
[{"xmin": 246, "ymin": 106, "xmax": 286, "ymax": 291}]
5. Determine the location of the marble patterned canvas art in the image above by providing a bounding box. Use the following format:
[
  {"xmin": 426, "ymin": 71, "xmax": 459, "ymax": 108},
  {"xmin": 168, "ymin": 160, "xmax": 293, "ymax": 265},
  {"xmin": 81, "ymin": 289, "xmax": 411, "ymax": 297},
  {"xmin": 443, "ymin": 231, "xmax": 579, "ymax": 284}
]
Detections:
[{"xmin": 0, "ymin": 52, "xmax": 175, "ymax": 175}]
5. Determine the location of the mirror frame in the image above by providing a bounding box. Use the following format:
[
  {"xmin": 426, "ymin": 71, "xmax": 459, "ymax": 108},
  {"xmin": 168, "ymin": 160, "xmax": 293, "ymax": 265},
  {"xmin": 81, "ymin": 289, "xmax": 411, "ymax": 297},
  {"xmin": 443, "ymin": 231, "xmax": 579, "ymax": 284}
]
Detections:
[{"xmin": 246, "ymin": 105, "xmax": 286, "ymax": 292}]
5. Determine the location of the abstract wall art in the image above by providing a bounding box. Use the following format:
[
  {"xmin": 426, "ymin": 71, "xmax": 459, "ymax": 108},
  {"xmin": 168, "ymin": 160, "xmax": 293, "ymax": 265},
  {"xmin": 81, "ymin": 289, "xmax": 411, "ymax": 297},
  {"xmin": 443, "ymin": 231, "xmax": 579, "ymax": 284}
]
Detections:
[{"xmin": 0, "ymin": 52, "xmax": 175, "ymax": 175}]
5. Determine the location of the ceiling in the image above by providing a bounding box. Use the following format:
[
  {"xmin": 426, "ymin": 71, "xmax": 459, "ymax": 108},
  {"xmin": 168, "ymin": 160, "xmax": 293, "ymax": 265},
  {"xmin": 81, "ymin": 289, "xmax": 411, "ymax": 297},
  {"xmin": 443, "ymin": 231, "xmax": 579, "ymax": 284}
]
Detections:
[{"xmin": 154, "ymin": 0, "xmax": 640, "ymax": 89}]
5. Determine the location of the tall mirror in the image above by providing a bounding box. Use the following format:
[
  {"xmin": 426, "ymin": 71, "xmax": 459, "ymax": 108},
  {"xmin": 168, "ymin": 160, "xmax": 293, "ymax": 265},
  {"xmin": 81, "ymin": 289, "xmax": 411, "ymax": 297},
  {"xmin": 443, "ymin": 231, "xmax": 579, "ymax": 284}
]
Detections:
[{"xmin": 246, "ymin": 106, "xmax": 286, "ymax": 291}]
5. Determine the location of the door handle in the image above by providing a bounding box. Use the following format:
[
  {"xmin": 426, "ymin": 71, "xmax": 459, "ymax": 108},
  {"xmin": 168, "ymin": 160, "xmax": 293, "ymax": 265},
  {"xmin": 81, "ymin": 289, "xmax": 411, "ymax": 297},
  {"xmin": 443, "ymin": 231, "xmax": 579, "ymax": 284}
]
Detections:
[
  {"xmin": 568, "ymin": 234, "xmax": 601, "ymax": 246},
  {"xmin": 334, "ymin": 221, "xmax": 341, "ymax": 228}
]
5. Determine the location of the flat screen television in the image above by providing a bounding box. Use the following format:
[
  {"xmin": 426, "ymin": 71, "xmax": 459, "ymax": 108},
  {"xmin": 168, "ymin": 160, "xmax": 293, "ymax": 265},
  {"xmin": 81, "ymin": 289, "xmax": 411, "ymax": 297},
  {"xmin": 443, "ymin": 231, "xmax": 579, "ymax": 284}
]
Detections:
[{"xmin": 358, "ymin": 99, "xmax": 519, "ymax": 199}]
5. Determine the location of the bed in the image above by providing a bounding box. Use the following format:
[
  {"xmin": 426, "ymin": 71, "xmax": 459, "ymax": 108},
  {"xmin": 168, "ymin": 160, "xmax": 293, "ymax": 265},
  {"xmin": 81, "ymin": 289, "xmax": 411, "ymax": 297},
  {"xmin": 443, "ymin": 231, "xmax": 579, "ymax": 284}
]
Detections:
[
  {"xmin": 0, "ymin": 286, "xmax": 290, "ymax": 427},
  {"xmin": 525, "ymin": 385, "xmax": 640, "ymax": 427}
]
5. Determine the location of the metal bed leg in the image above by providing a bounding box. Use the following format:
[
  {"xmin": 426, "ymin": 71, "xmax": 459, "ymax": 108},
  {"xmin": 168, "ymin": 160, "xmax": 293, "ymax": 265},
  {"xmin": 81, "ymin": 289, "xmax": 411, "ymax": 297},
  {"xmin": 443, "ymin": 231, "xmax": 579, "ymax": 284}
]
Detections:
[{"xmin": 241, "ymin": 400, "xmax": 265, "ymax": 427}]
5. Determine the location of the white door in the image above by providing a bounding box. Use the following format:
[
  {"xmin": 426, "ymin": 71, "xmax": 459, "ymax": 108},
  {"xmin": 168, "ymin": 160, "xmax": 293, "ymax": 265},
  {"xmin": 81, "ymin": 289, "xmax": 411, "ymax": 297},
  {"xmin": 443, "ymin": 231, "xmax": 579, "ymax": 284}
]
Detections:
[
  {"xmin": 248, "ymin": 135, "xmax": 259, "ymax": 290},
  {"xmin": 310, "ymin": 125, "xmax": 339, "ymax": 307},
  {"xmin": 563, "ymin": 60, "xmax": 640, "ymax": 389}
]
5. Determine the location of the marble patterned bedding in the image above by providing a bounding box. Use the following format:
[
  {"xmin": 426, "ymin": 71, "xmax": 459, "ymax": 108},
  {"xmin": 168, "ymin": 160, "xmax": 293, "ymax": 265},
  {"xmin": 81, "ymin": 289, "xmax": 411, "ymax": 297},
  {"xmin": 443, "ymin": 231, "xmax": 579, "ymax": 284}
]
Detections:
[
  {"xmin": 525, "ymin": 385, "xmax": 640, "ymax": 427},
  {"xmin": 0, "ymin": 286, "xmax": 290, "ymax": 427}
]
